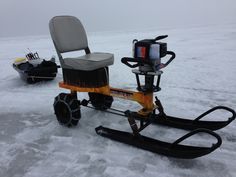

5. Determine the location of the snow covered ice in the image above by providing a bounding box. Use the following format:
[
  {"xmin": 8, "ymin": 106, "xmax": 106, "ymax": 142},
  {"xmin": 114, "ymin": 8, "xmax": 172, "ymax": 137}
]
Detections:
[{"xmin": 0, "ymin": 23, "xmax": 236, "ymax": 177}]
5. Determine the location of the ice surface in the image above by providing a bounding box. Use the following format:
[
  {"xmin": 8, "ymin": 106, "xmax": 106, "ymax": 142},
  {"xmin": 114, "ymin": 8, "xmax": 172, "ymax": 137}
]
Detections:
[{"xmin": 0, "ymin": 24, "xmax": 236, "ymax": 177}]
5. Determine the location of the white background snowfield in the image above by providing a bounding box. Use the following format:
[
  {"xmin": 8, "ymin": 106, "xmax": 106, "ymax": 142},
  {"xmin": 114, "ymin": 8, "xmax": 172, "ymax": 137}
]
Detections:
[{"xmin": 0, "ymin": 24, "xmax": 236, "ymax": 177}]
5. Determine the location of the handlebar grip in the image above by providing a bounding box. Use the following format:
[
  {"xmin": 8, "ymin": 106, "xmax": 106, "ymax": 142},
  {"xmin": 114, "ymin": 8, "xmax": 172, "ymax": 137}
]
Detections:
[
  {"xmin": 121, "ymin": 57, "xmax": 139, "ymax": 68},
  {"xmin": 162, "ymin": 51, "xmax": 176, "ymax": 68},
  {"xmin": 121, "ymin": 57, "xmax": 152, "ymax": 68}
]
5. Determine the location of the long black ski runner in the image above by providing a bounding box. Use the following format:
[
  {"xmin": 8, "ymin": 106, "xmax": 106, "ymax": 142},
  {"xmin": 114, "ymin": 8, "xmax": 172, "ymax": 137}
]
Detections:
[
  {"xmin": 96, "ymin": 126, "xmax": 222, "ymax": 159},
  {"xmin": 133, "ymin": 106, "xmax": 236, "ymax": 131},
  {"xmin": 84, "ymin": 102, "xmax": 235, "ymax": 131},
  {"xmin": 151, "ymin": 98, "xmax": 236, "ymax": 131}
]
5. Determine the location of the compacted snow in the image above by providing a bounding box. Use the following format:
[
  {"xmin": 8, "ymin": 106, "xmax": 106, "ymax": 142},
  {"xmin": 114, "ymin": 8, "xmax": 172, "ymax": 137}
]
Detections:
[{"xmin": 0, "ymin": 24, "xmax": 236, "ymax": 177}]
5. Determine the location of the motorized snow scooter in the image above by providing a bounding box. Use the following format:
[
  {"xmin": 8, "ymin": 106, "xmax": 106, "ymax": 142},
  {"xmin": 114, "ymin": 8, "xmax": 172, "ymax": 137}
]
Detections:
[
  {"xmin": 13, "ymin": 52, "xmax": 59, "ymax": 83},
  {"xmin": 49, "ymin": 16, "xmax": 235, "ymax": 159}
]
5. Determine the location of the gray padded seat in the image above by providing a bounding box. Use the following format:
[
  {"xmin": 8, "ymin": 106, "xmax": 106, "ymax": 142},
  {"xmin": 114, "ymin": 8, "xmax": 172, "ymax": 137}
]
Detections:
[
  {"xmin": 64, "ymin": 52, "xmax": 114, "ymax": 71},
  {"xmin": 49, "ymin": 16, "xmax": 114, "ymax": 71}
]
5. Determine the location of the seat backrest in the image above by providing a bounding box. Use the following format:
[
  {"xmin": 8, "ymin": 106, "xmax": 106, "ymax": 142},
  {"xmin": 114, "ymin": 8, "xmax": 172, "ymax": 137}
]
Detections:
[{"xmin": 49, "ymin": 16, "xmax": 88, "ymax": 54}]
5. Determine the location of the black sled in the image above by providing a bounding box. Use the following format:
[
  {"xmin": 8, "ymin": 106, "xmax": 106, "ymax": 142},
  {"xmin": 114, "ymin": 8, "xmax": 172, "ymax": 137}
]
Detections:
[{"xmin": 13, "ymin": 52, "xmax": 59, "ymax": 84}]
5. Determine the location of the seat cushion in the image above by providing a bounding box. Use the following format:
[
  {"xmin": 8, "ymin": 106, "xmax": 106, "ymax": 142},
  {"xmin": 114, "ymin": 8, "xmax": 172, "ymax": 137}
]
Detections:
[{"xmin": 63, "ymin": 52, "xmax": 114, "ymax": 71}]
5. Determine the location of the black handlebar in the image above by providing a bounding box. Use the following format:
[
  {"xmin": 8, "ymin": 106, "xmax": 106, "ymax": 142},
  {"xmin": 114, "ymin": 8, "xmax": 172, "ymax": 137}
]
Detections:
[
  {"xmin": 121, "ymin": 57, "xmax": 152, "ymax": 68},
  {"xmin": 162, "ymin": 51, "xmax": 176, "ymax": 67},
  {"xmin": 121, "ymin": 51, "xmax": 176, "ymax": 69}
]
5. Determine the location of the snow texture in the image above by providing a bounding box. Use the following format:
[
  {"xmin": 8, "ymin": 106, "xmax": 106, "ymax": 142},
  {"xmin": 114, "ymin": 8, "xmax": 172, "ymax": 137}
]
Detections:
[{"xmin": 0, "ymin": 24, "xmax": 236, "ymax": 177}]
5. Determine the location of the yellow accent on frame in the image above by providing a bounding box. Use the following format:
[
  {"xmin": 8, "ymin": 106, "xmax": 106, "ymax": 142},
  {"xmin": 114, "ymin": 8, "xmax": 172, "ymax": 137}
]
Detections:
[{"xmin": 59, "ymin": 81, "xmax": 155, "ymax": 116}]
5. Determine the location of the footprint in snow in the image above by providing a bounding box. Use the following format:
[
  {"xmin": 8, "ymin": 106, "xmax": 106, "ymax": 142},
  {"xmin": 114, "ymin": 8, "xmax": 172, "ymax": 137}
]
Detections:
[
  {"xmin": 128, "ymin": 157, "xmax": 147, "ymax": 173},
  {"xmin": 76, "ymin": 154, "xmax": 90, "ymax": 164},
  {"xmin": 80, "ymin": 159, "xmax": 107, "ymax": 177}
]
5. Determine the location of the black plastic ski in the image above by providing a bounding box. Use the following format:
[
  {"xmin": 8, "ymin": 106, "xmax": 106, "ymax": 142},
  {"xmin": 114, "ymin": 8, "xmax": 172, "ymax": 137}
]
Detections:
[
  {"xmin": 156, "ymin": 106, "xmax": 235, "ymax": 130},
  {"xmin": 134, "ymin": 106, "xmax": 235, "ymax": 131},
  {"xmin": 95, "ymin": 126, "xmax": 222, "ymax": 159},
  {"xmin": 83, "ymin": 99, "xmax": 235, "ymax": 131}
]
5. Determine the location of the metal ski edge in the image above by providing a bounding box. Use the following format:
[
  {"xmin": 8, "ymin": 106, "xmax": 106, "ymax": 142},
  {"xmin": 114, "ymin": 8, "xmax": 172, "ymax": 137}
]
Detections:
[{"xmin": 95, "ymin": 126, "xmax": 222, "ymax": 159}]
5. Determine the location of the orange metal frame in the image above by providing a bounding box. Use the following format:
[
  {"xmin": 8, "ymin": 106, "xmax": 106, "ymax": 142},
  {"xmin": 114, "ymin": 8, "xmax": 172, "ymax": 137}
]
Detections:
[{"xmin": 59, "ymin": 81, "xmax": 155, "ymax": 116}]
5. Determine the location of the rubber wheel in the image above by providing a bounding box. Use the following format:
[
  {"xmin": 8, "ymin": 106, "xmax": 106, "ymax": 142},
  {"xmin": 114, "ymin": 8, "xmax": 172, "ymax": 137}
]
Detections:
[
  {"xmin": 88, "ymin": 93, "xmax": 113, "ymax": 110},
  {"xmin": 54, "ymin": 93, "xmax": 81, "ymax": 127}
]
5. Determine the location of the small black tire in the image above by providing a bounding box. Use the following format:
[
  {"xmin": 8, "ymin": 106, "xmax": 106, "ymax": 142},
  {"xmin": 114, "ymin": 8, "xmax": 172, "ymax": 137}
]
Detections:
[
  {"xmin": 88, "ymin": 92, "xmax": 113, "ymax": 110},
  {"xmin": 54, "ymin": 93, "xmax": 81, "ymax": 127}
]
